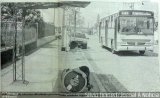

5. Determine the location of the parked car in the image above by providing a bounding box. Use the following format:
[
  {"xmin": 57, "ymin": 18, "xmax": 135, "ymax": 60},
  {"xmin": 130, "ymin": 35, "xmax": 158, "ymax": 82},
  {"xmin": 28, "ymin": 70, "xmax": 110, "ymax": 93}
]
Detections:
[{"xmin": 69, "ymin": 33, "xmax": 88, "ymax": 49}]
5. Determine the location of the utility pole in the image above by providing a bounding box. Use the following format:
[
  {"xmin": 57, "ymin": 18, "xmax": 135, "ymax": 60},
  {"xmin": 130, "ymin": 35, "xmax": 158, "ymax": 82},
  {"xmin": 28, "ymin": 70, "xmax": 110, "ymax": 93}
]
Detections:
[
  {"xmin": 54, "ymin": 8, "xmax": 56, "ymax": 34},
  {"xmin": 74, "ymin": 10, "xmax": 77, "ymax": 34},
  {"xmin": 61, "ymin": 7, "xmax": 66, "ymax": 51},
  {"xmin": 96, "ymin": 14, "xmax": 100, "ymax": 33},
  {"xmin": 130, "ymin": 2, "xmax": 134, "ymax": 10},
  {"xmin": 123, "ymin": 2, "xmax": 134, "ymax": 10},
  {"xmin": 74, "ymin": 7, "xmax": 80, "ymax": 33}
]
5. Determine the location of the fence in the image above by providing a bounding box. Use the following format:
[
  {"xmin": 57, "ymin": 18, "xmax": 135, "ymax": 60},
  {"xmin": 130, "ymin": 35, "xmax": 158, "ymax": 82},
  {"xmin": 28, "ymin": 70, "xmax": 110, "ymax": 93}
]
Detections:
[
  {"xmin": 1, "ymin": 21, "xmax": 38, "ymax": 50},
  {"xmin": 44, "ymin": 22, "xmax": 55, "ymax": 37}
]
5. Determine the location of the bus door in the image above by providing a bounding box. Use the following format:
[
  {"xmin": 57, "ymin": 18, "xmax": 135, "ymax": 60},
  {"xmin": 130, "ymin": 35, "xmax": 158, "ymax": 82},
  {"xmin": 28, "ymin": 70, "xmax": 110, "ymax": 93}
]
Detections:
[
  {"xmin": 105, "ymin": 20, "xmax": 108, "ymax": 46},
  {"xmin": 114, "ymin": 18, "xmax": 118, "ymax": 49}
]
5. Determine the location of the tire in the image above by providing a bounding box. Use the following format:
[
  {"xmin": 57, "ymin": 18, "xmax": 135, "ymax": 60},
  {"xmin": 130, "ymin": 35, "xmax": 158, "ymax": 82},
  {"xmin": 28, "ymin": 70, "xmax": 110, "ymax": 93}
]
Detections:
[
  {"xmin": 62, "ymin": 69, "xmax": 87, "ymax": 92},
  {"xmin": 139, "ymin": 51, "xmax": 145, "ymax": 55},
  {"xmin": 82, "ymin": 44, "xmax": 87, "ymax": 49},
  {"xmin": 111, "ymin": 40, "xmax": 116, "ymax": 54},
  {"xmin": 111, "ymin": 48, "xmax": 116, "ymax": 54},
  {"xmin": 70, "ymin": 41, "xmax": 77, "ymax": 49},
  {"xmin": 101, "ymin": 45, "xmax": 105, "ymax": 48}
]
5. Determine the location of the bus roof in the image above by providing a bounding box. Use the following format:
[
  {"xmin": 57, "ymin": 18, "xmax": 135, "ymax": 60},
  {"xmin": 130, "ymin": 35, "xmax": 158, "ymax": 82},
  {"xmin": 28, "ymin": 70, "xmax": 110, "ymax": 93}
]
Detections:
[
  {"xmin": 100, "ymin": 10, "xmax": 154, "ymax": 22},
  {"xmin": 119, "ymin": 10, "xmax": 154, "ymax": 16}
]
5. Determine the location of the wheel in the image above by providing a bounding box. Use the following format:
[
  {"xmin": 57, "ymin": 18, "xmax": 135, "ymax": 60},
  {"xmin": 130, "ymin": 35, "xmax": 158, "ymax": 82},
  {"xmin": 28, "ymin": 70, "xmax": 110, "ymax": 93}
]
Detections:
[
  {"xmin": 139, "ymin": 51, "xmax": 145, "ymax": 55},
  {"xmin": 111, "ymin": 41, "xmax": 116, "ymax": 54},
  {"xmin": 69, "ymin": 41, "xmax": 77, "ymax": 49},
  {"xmin": 62, "ymin": 69, "xmax": 87, "ymax": 92},
  {"xmin": 111, "ymin": 48, "xmax": 116, "ymax": 54},
  {"xmin": 58, "ymin": 35, "xmax": 61, "ymax": 39},
  {"xmin": 82, "ymin": 44, "xmax": 87, "ymax": 49},
  {"xmin": 101, "ymin": 45, "xmax": 105, "ymax": 48}
]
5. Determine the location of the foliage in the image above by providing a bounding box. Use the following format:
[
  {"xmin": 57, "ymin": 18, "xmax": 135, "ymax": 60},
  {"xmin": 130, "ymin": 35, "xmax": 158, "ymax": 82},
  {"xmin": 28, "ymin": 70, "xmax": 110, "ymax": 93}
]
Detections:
[{"xmin": 1, "ymin": 3, "xmax": 44, "ymax": 24}]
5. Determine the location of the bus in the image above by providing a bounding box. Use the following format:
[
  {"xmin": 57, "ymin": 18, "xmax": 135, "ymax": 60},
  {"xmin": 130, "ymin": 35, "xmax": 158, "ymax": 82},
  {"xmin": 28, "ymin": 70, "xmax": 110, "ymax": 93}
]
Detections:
[{"xmin": 99, "ymin": 10, "xmax": 154, "ymax": 54}]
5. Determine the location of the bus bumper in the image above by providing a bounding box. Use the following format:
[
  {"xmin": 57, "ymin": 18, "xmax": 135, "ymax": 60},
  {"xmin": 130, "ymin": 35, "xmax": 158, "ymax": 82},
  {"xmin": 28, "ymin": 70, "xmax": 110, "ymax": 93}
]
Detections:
[{"xmin": 116, "ymin": 46, "xmax": 153, "ymax": 51}]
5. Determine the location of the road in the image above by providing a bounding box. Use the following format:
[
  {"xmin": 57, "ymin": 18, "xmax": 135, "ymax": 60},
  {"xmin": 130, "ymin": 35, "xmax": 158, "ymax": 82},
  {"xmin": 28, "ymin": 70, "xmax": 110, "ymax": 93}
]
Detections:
[
  {"xmin": 59, "ymin": 33, "xmax": 160, "ymax": 92},
  {"xmin": 1, "ymin": 34, "xmax": 159, "ymax": 92}
]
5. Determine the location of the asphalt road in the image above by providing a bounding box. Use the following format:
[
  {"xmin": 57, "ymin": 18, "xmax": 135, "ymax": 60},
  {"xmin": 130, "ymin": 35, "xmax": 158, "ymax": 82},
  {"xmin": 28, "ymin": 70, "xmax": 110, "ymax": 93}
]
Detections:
[{"xmin": 60, "ymin": 34, "xmax": 160, "ymax": 92}]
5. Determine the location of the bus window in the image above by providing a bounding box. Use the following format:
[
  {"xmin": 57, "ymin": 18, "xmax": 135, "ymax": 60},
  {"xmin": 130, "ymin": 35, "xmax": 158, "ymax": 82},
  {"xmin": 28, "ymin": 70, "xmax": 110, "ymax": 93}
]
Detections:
[{"xmin": 119, "ymin": 17, "xmax": 153, "ymax": 35}]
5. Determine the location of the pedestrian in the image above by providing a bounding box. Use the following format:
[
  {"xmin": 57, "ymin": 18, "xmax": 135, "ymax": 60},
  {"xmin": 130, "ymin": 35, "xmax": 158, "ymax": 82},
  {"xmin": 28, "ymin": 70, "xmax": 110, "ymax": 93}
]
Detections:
[{"xmin": 73, "ymin": 66, "xmax": 93, "ymax": 91}]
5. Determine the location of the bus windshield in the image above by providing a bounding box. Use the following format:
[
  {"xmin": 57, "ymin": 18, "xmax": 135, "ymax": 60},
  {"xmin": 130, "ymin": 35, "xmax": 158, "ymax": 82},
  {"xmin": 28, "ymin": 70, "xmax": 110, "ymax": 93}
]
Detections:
[{"xmin": 119, "ymin": 17, "xmax": 154, "ymax": 35}]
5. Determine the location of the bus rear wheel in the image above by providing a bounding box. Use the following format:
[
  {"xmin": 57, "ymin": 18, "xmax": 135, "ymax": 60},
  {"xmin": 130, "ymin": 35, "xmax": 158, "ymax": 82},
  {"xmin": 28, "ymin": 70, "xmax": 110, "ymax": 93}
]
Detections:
[
  {"xmin": 139, "ymin": 51, "xmax": 145, "ymax": 55},
  {"xmin": 111, "ymin": 46, "xmax": 116, "ymax": 54},
  {"xmin": 111, "ymin": 41, "xmax": 116, "ymax": 54},
  {"xmin": 111, "ymin": 48, "xmax": 116, "ymax": 54}
]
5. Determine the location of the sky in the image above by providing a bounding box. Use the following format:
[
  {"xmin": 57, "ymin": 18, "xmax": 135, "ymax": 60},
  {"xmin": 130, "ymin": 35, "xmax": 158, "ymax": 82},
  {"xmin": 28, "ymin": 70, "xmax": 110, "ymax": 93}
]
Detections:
[
  {"xmin": 39, "ymin": 9, "xmax": 56, "ymax": 23},
  {"xmin": 38, "ymin": 1, "xmax": 158, "ymax": 28},
  {"xmin": 39, "ymin": 8, "xmax": 64, "ymax": 26},
  {"xmin": 80, "ymin": 1, "xmax": 158, "ymax": 27}
]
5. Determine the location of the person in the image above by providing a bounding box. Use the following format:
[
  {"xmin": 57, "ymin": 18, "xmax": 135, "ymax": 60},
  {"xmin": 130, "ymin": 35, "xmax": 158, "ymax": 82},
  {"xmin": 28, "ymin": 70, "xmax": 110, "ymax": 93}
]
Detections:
[{"xmin": 73, "ymin": 66, "xmax": 93, "ymax": 91}]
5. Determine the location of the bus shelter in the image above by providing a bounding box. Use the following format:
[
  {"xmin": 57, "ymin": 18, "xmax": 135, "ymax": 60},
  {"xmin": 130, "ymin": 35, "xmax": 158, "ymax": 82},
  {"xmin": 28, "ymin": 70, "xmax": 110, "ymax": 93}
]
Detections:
[{"xmin": 1, "ymin": 1, "xmax": 90, "ymax": 84}]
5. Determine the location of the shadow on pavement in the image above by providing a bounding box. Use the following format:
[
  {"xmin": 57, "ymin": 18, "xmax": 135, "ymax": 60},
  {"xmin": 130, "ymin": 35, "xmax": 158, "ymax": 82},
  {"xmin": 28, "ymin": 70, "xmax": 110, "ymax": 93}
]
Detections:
[
  {"xmin": 117, "ymin": 51, "xmax": 158, "ymax": 57},
  {"xmin": 102, "ymin": 46, "xmax": 158, "ymax": 57}
]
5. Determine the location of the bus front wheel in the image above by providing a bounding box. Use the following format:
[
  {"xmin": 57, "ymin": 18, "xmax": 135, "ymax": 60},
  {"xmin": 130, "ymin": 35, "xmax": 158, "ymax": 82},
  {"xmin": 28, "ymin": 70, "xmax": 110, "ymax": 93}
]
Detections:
[{"xmin": 139, "ymin": 51, "xmax": 145, "ymax": 55}]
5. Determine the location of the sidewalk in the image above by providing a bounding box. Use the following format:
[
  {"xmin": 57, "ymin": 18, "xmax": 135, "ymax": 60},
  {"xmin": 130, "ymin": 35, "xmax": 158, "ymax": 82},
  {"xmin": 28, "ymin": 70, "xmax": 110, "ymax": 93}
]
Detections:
[
  {"xmin": 1, "ymin": 40, "xmax": 59, "ymax": 92},
  {"xmin": 37, "ymin": 35, "xmax": 56, "ymax": 47}
]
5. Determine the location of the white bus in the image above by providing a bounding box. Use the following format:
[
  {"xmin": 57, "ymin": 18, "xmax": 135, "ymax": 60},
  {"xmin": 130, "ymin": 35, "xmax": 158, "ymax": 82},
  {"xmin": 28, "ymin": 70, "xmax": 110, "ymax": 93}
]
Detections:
[{"xmin": 99, "ymin": 10, "xmax": 154, "ymax": 54}]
